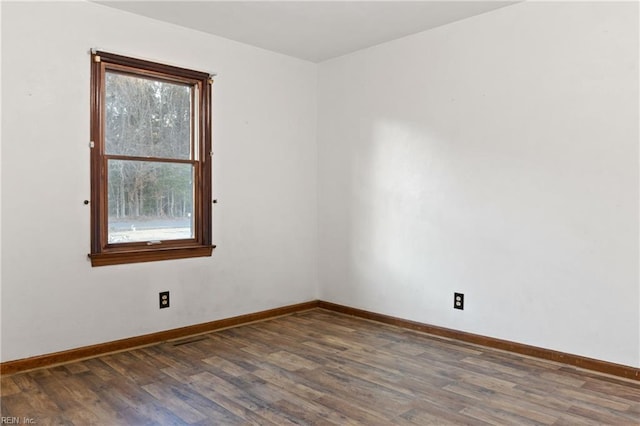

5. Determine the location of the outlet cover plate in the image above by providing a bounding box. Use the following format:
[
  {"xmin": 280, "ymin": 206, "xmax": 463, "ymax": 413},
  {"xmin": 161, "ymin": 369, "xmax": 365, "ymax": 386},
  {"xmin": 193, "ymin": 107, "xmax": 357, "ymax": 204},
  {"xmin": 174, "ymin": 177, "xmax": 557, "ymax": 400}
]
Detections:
[
  {"xmin": 159, "ymin": 291, "xmax": 170, "ymax": 309},
  {"xmin": 454, "ymin": 292, "xmax": 464, "ymax": 310}
]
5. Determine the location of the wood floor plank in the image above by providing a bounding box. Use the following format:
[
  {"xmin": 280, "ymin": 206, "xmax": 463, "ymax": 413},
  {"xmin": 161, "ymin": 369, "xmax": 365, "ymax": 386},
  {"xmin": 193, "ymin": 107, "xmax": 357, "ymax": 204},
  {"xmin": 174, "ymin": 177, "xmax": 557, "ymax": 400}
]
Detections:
[
  {"xmin": 298, "ymin": 367, "xmax": 413, "ymax": 419},
  {"xmin": 313, "ymin": 393, "xmax": 391, "ymax": 425},
  {"xmin": 580, "ymin": 375, "xmax": 640, "ymax": 401},
  {"xmin": 265, "ymin": 398, "xmax": 342, "ymax": 426},
  {"xmin": 186, "ymin": 373, "xmax": 278, "ymax": 425},
  {"xmin": 2, "ymin": 309, "xmax": 640, "ymax": 425},
  {"xmin": 141, "ymin": 381, "xmax": 209, "ymax": 424},
  {"xmin": 459, "ymin": 405, "xmax": 542, "ymax": 426},
  {"xmin": 158, "ymin": 379, "xmax": 245, "ymax": 425},
  {"xmin": 444, "ymin": 381, "xmax": 560, "ymax": 425},
  {"xmin": 0, "ymin": 376, "xmax": 21, "ymax": 396},
  {"xmin": 401, "ymin": 406, "xmax": 482, "ymax": 425},
  {"xmin": 201, "ymin": 355, "xmax": 250, "ymax": 377},
  {"xmin": 251, "ymin": 368, "xmax": 325, "ymax": 401}
]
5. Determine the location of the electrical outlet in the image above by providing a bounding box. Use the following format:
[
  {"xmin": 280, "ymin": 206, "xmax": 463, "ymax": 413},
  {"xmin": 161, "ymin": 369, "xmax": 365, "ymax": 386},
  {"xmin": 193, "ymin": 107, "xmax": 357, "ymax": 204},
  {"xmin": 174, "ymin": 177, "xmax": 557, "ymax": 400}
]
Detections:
[
  {"xmin": 454, "ymin": 293, "xmax": 464, "ymax": 310},
  {"xmin": 159, "ymin": 291, "xmax": 170, "ymax": 309}
]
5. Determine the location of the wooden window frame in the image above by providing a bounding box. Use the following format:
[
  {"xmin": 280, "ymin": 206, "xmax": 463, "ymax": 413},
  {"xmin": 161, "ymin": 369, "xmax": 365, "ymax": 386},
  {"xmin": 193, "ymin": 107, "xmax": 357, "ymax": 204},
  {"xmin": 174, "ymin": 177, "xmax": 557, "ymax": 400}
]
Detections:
[{"xmin": 89, "ymin": 51, "xmax": 214, "ymax": 267}]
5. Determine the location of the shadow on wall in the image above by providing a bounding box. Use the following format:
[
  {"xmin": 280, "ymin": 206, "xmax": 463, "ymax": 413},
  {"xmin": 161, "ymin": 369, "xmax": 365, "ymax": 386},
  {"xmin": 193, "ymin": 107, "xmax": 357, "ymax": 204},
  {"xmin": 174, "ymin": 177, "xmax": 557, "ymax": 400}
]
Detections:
[
  {"xmin": 344, "ymin": 120, "xmax": 454, "ymax": 308},
  {"xmin": 340, "ymin": 113, "xmax": 623, "ymax": 322}
]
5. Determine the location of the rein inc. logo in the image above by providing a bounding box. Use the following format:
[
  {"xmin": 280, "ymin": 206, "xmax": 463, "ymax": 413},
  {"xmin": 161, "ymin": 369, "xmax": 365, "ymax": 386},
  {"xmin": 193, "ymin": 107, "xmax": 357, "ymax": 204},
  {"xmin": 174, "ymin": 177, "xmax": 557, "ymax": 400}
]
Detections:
[{"xmin": 0, "ymin": 418, "xmax": 36, "ymax": 424}]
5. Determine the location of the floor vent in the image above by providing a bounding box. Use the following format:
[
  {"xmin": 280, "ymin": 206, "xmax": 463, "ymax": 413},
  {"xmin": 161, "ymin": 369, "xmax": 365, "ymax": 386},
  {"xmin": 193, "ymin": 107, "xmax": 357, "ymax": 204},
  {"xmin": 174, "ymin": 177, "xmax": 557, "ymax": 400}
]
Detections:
[{"xmin": 171, "ymin": 337, "xmax": 207, "ymax": 347}]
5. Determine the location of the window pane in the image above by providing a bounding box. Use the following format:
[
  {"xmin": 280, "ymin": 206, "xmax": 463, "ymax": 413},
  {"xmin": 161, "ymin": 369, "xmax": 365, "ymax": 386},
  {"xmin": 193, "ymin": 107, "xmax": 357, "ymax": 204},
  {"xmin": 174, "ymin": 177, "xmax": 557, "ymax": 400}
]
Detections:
[
  {"xmin": 105, "ymin": 72, "xmax": 191, "ymax": 159},
  {"xmin": 107, "ymin": 160, "xmax": 194, "ymax": 243}
]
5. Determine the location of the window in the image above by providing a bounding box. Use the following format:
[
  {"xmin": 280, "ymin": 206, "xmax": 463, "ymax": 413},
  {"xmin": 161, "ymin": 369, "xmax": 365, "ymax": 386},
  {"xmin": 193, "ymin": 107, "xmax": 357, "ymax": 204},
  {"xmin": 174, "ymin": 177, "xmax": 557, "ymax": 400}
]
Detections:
[{"xmin": 89, "ymin": 51, "xmax": 214, "ymax": 266}]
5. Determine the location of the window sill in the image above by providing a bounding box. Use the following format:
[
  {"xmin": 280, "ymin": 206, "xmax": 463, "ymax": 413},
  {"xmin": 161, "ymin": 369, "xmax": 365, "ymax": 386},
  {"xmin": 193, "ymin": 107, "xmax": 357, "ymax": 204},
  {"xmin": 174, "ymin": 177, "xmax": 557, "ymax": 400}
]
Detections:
[{"xmin": 89, "ymin": 245, "xmax": 215, "ymax": 267}]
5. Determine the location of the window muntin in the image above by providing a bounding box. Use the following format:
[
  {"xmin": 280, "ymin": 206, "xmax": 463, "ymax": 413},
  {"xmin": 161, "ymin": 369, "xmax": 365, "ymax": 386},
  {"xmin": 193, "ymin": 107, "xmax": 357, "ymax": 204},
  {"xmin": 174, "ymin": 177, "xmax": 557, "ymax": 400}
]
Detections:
[{"xmin": 90, "ymin": 51, "xmax": 214, "ymax": 266}]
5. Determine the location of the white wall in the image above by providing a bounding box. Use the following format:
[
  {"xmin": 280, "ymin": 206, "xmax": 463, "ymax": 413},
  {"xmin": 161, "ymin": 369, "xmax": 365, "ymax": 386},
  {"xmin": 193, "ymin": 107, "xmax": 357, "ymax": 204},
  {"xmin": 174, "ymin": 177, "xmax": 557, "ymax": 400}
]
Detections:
[
  {"xmin": 318, "ymin": 1, "xmax": 639, "ymax": 367},
  {"xmin": 0, "ymin": 1, "xmax": 318, "ymax": 362},
  {"xmin": 2, "ymin": 1, "xmax": 638, "ymax": 370}
]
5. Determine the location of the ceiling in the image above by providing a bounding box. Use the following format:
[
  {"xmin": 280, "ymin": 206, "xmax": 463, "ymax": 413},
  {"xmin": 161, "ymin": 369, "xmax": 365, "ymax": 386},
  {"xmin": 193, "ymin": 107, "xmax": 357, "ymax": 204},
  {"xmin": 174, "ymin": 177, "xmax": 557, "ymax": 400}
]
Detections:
[{"xmin": 97, "ymin": 1, "xmax": 519, "ymax": 63}]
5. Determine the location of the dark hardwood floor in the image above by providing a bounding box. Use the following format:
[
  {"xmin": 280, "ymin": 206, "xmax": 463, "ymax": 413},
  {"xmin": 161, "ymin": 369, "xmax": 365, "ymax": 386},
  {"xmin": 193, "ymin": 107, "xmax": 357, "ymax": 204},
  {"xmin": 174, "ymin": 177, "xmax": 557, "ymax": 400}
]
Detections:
[{"xmin": 1, "ymin": 309, "xmax": 639, "ymax": 425}]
